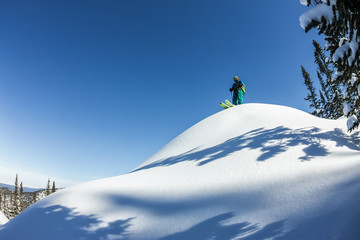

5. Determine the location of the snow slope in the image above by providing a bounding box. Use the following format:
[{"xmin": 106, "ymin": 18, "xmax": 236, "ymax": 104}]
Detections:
[{"xmin": 0, "ymin": 103, "xmax": 360, "ymax": 240}]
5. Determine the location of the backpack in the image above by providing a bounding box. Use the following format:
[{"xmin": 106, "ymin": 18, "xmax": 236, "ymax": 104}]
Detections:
[
  {"xmin": 240, "ymin": 82, "xmax": 245, "ymax": 95},
  {"xmin": 232, "ymin": 81, "xmax": 246, "ymax": 95}
]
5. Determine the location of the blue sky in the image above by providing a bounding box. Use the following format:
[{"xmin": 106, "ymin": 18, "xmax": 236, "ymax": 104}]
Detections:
[{"xmin": 0, "ymin": 0, "xmax": 319, "ymax": 187}]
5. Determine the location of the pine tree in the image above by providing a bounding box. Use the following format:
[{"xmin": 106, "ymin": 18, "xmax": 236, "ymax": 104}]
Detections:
[
  {"xmin": 19, "ymin": 182, "xmax": 24, "ymax": 213},
  {"xmin": 52, "ymin": 181, "xmax": 56, "ymax": 194},
  {"xmin": 9, "ymin": 192, "xmax": 13, "ymax": 219},
  {"xmin": 2, "ymin": 190, "xmax": 8, "ymax": 218},
  {"xmin": 46, "ymin": 178, "xmax": 51, "ymax": 196},
  {"xmin": 33, "ymin": 191, "xmax": 37, "ymax": 205},
  {"xmin": 10, "ymin": 174, "xmax": 21, "ymax": 218},
  {"xmin": 0, "ymin": 189, "xmax": 3, "ymax": 212},
  {"xmin": 301, "ymin": 0, "xmax": 360, "ymax": 131},
  {"xmin": 313, "ymin": 40, "xmax": 344, "ymax": 119},
  {"xmin": 302, "ymin": 66, "xmax": 321, "ymax": 116}
]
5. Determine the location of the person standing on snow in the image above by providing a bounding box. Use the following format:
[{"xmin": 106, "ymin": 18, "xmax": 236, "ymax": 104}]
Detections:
[{"xmin": 229, "ymin": 76, "xmax": 245, "ymax": 105}]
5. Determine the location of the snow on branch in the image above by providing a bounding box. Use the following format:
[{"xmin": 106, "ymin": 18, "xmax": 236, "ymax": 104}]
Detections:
[{"xmin": 299, "ymin": 3, "xmax": 334, "ymax": 31}]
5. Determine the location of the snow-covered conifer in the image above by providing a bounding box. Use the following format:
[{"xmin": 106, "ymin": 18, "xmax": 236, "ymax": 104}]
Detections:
[
  {"xmin": 46, "ymin": 178, "xmax": 51, "ymax": 196},
  {"xmin": 300, "ymin": 0, "xmax": 360, "ymax": 131},
  {"xmin": 313, "ymin": 40, "xmax": 344, "ymax": 119},
  {"xmin": 302, "ymin": 66, "xmax": 321, "ymax": 116},
  {"xmin": 2, "ymin": 190, "xmax": 8, "ymax": 218},
  {"xmin": 9, "ymin": 174, "xmax": 21, "ymax": 218},
  {"xmin": 0, "ymin": 189, "xmax": 2, "ymax": 212},
  {"xmin": 19, "ymin": 182, "xmax": 25, "ymax": 212},
  {"xmin": 51, "ymin": 181, "xmax": 56, "ymax": 194},
  {"xmin": 32, "ymin": 191, "xmax": 37, "ymax": 204}
]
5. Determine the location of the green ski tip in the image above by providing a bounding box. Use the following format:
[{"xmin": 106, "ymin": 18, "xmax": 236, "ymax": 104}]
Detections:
[
  {"xmin": 225, "ymin": 100, "xmax": 234, "ymax": 107},
  {"xmin": 220, "ymin": 102, "xmax": 229, "ymax": 109}
]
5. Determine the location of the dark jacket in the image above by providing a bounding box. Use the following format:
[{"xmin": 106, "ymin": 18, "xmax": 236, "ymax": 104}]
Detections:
[{"xmin": 230, "ymin": 81, "xmax": 244, "ymax": 96}]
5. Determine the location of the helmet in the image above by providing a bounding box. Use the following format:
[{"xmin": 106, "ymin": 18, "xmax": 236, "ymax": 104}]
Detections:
[{"xmin": 233, "ymin": 76, "xmax": 239, "ymax": 81}]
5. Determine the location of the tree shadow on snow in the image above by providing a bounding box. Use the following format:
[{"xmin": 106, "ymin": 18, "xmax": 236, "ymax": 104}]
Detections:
[
  {"xmin": 133, "ymin": 126, "xmax": 359, "ymax": 173},
  {"xmin": 160, "ymin": 212, "xmax": 286, "ymax": 240},
  {"xmin": 103, "ymin": 193, "xmax": 287, "ymax": 239},
  {"xmin": 0, "ymin": 205, "xmax": 134, "ymax": 240}
]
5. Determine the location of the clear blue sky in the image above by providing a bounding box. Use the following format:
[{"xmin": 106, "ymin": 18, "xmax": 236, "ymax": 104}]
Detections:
[{"xmin": 0, "ymin": 0, "xmax": 319, "ymax": 187}]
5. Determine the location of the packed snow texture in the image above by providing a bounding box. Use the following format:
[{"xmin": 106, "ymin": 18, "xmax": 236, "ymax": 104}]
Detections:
[{"xmin": 0, "ymin": 104, "xmax": 359, "ymax": 240}]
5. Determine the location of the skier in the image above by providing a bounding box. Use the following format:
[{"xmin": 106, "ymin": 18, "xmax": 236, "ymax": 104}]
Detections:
[{"xmin": 229, "ymin": 76, "xmax": 245, "ymax": 105}]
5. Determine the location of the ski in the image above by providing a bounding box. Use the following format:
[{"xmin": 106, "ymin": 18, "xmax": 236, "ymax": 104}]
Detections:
[
  {"xmin": 225, "ymin": 100, "xmax": 234, "ymax": 107},
  {"xmin": 220, "ymin": 102, "xmax": 230, "ymax": 109}
]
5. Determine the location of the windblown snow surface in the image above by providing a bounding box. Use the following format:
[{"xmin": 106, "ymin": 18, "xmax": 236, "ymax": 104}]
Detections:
[{"xmin": 1, "ymin": 103, "xmax": 360, "ymax": 240}]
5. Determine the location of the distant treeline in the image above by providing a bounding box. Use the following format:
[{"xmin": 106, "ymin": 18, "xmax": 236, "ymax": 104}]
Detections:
[{"xmin": 0, "ymin": 174, "xmax": 57, "ymax": 220}]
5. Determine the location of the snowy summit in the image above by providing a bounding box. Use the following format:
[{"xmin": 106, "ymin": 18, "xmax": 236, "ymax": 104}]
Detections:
[{"xmin": 0, "ymin": 103, "xmax": 360, "ymax": 240}]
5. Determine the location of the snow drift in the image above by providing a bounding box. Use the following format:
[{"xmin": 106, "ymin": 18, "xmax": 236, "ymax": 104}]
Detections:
[{"xmin": 0, "ymin": 103, "xmax": 360, "ymax": 240}]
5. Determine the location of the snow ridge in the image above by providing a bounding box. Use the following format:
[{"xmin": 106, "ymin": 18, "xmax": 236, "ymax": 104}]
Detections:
[{"xmin": 0, "ymin": 103, "xmax": 359, "ymax": 240}]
